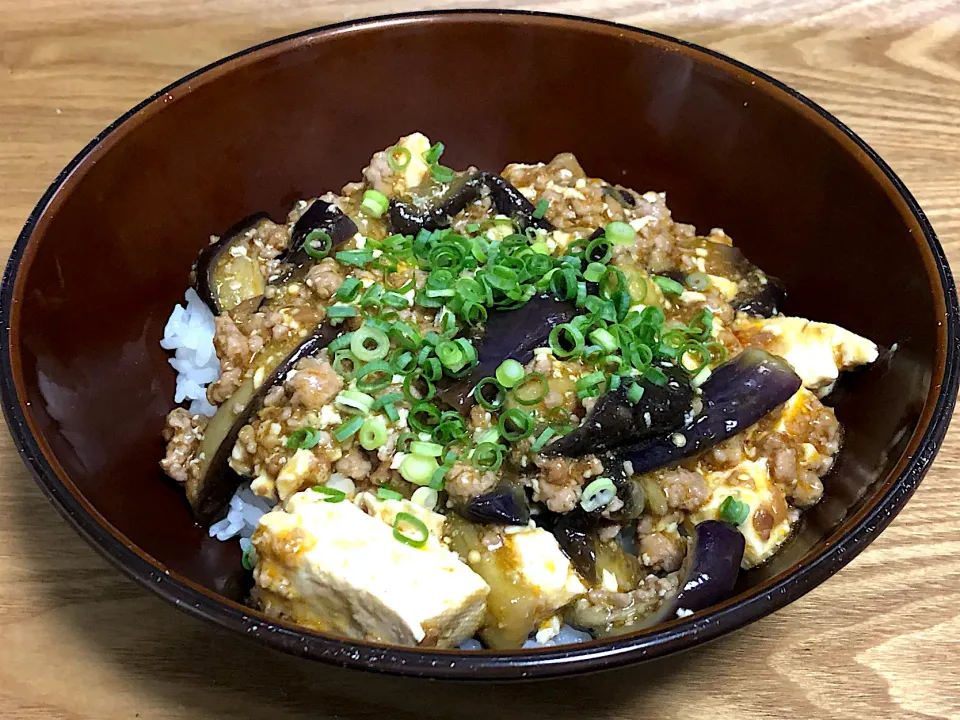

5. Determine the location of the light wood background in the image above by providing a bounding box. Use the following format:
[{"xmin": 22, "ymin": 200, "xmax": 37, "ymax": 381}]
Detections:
[{"xmin": 2, "ymin": 0, "xmax": 960, "ymax": 718}]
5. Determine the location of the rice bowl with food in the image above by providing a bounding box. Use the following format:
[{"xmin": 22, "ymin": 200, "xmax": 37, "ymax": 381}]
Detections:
[{"xmin": 159, "ymin": 132, "xmax": 879, "ymax": 650}]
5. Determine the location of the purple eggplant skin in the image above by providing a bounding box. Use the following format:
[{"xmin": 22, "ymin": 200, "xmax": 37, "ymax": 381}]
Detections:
[
  {"xmin": 283, "ymin": 199, "xmax": 358, "ymax": 268},
  {"xmin": 620, "ymin": 349, "xmax": 802, "ymax": 475},
  {"xmin": 547, "ymin": 509, "xmax": 599, "ymax": 583},
  {"xmin": 194, "ymin": 212, "xmax": 271, "ymax": 314},
  {"xmin": 460, "ymin": 484, "xmax": 531, "ymax": 526},
  {"xmin": 481, "ymin": 173, "xmax": 554, "ymax": 232},
  {"xmin": 546, "ymin": 366, "xmax": 693, "ymax": 458},
  {"xmin": 436, "ymin": 294, "xmax": 579, "ymax": 411},
  {"xmin": 733, "ymin": 275, "xmax": 787, "ymax": 318},
  {"xmin": 386, "ymin": 173, "xmax": 485, "ymax": 236},
  {"xmin": 192, "ymin": 323, "xmax": 342, "ymax": 524},
  {"xmin": 645, "ymin": 520, "xmax": 745, "ymax": 625}
]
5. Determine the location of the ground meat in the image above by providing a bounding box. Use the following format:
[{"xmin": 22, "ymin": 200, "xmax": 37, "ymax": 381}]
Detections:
[
  {"xmin": 567, "ymin": 573, "xmax": 680, "ymax": 633},
  {"xmin": 335, "ymin": 448, "xmax": 373, "ymax": 481},
  {"xmin": 444, "ymin": 463, "xmax": 498, "ymax": 501},
  {"xmin": 532, "ymin": 455, "xmax": 603, "ymax": 513},
  {"xmin": 305, "ymin": 258, "xmax": 344, "ymax": 300},
  {"xmin": 207, "ymin": 313, "xmax": 252, "ymax": 404},
  {"xmin": 639, "ymin": 532, "xmax": 685, "ymax": 573},
  {"xmin": 657, "ymin": 468, "xmax": 710, "ymax": 511},
  {"xmin": 160, "ymin": 409, "xmax": 205, "ymax": 488},
  {"xmin": 791, "ymin": 471, "xmax": 824, "ymax": 507},
  {"xmin": 286, "ymin": 357, "xmax": 343, "ymax": 410}
]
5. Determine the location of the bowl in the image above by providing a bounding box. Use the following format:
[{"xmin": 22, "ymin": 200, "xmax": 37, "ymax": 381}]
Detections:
[{"xmin": 2, "ymin": 10, "xmax": 957, "ymax": 680}]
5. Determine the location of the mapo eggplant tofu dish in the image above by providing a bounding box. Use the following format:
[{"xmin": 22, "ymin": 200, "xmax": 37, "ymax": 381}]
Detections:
[{"xmin": 160, "ymin": 133, "xmax": 878, "ymax": 649}]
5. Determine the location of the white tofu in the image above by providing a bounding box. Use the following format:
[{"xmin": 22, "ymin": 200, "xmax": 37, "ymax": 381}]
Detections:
[
  {"xmin": 252, "ymin": 490, "xmax": 489, "ymax": 648},
  {"xmin": 691, "ymin": 458, "xmax": 798, "ymax": 568},
  {"xmin": 394, "ymin": 132, "xmax": 432, "ymax": 192},
  {"xmin": 504, "ymin": 528, "xmax": 587, "ymax": 609},
  {"xmin": 734, "ymin": 315, "xmax": 878, "ymax": 392}
]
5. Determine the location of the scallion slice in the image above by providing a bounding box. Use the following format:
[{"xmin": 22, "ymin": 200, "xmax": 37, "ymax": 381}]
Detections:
[
  {"xmin": 720, "ymin": 495, "xmax": 750, "ymax": 525},
  {"xmin": 311, "ymin": 486, "xmax": 347, "ymax": 503},
  {"xmin": 285, "ymin": 426, "xmax": 320, "ymax": 450},
  {"xmin": 377, "ymin": 487, "xmax": 404, "ymax": 501},
  {"xmin": 333, "ymin": 415, "xmax": 364, "ymax": 443},
  {"xmin": 359, "ymin": 416, "xmax": 388, "ymax": 450},
  {"xmin": 580, "ymin": 477, "xmax": 617, "ymax": 512},
  {"xmin": 351, "ymin": 324, "xmax": 391, "ymax": 362},
  {"xmin": 498, "ymin": 407, "xmax": 534, "ymax": 442},
  {"xmin": 653, "ymin": 275, "xmax": 684, "ymax": 296},
  {"xmin": 532, "ymin": 199, "xmax": 549, "ymax": 219},
  {"xmin": 605, "ymin": 221, "xmax": 636, "ymax": 245},
  {"xmin": 361, "ymin": 189, "xmax": 389, "ymax": 218},
  {"xmin": 303, "ymin": 229, "xmax": 333, "ymax": 259},
  {"xmin": 386, "ymin": 145, "xmax": 412, "ymax": 171},
  {"xmin": 392, "ymin": 511, "xmax": 429, "ymax": 547},
  {"xmin": 495, "ymin": 359, "xmax": 525, "ymax": 388},
  {"xmin": 399, "ymin": 454, "xmax": 439, "ymax": 486}
]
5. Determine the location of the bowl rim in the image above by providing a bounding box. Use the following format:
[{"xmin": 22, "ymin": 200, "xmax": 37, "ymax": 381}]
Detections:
[{"xmin": 2, "ymin": 8, "xmax": 958, "ymax": 681}]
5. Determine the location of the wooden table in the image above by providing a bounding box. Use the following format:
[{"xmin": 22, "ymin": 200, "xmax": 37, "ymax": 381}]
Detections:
[{"xmin": 2, "ymin": 1, "xmax": 959, "ymax": 717}]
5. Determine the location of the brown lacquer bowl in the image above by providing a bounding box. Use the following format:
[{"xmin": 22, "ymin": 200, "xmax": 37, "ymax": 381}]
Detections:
[{"xmin": 2, "ymin": 10, "xmax": 957, "ymax": 680}]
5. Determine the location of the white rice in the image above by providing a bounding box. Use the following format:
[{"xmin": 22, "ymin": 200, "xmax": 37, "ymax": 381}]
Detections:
[
  {"xmin": 457, "ymin": 624, "xmax": 591, "ymax": 651},
  {"xmin": 208, "ymin": 482, "xmax": 275, "ymax": 541},
  {"xmin": 160, "ymin": 288, "xmax": 220, "ymax": 417}
]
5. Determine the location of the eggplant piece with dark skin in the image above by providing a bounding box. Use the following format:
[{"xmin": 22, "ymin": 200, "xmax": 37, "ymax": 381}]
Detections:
[
  {"xmin": 194, "ymin": 213, "xmax": 270, "ymax": 314},
  {"xmin": 545, "ymin": 367, "xmax": 694, "ymax": 457},
  {"xmin": 190, "ymin": 323, "xmax": 342, "ymax": 523},
  {"xmin": 386, "ymin": 172, "xmax": 485, "ymax": 236},
  {"xmin": 643, "ymin": 520, "xmax": 745, "ymax": 625},
  {"xmin": 620, "ymin": 349, "xmax": 802, "ymax": 474},
  {"xmin": 436, "ymin": 294, "xmax": 579, "ymax": 411},
  {"xmin": 546, "ymin": 507, "xmax": 640, "ymax": 587},
  {"xmin": 733, "ymin": 275, "xmax": 787, "ymax": 318},
  {"xmin": 460, "ymin": 483, "xmax": 530, "ymax": 526},
  {"xmin": 386, "ymin": 172, "xmax": 553, "ymax": 237},
  {"xmin": 283, "ymin": 199, "xmax": 358, "ymax": 268}
]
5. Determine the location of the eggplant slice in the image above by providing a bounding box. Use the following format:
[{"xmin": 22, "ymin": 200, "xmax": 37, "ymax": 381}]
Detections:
[
  {"xmin": 194, "ymin": 213, "xmax": 271, "ymax": 314},
  {"xmin": 387, "ymin": 172, "xmax": 554, "ymax": 237},
  {"xmin": 617, "ymin": 348, "xmax": 801, "ymax": 474},
  {"xmin": 436, "ymin": 294, "xmax": 579, "ymax": 411},
  {"xmin": 283, "ymin": 199, "xmax": 359, "ymax": 268},
  {"xmin": 643, "ymin": 520, "xmax": 745, "ymax": 625},
  {"xmin": 546, "ymin": 366, "xmax": 694, "ymax": 457},
  {"xmin": 620, "ymin": 349, "xmax": 802, "ymax": 474},
  {"xmin": 190, "ymin": 323, "xmax": 341, "ymax": 523},
  {"xmin": 733, "ymin": 275, "xmax": 787, "ymax": 318},
  {"xmin": 459, "ymin": 483, "xmax": 531, "ymax": 526}
]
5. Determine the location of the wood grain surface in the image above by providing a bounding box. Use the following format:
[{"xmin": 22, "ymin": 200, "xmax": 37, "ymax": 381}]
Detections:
[{"xmin": 2, "ymin": 1, "xmax": 959, "ymax": 718}]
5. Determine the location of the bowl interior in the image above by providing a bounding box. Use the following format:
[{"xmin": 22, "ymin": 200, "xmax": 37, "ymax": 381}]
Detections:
[{"xmin": 4, "ymin": 12, "xmax": 950, "ymax": 668}]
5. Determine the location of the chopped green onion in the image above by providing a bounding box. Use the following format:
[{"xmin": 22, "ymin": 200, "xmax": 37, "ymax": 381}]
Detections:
[
  {"xmin": 436, "ymin": 340, "xmax": 467, "ymax": 372},
  {"xmin": 495, "ymin": 359, "xmax": 525, "ymax": 388},
  {"xmin": 605, "ymin": 220, "xmax": 636, "ymax": 245},
  {"xmin": 386, "ymin": 145, "xmax": 412, "ymax": 171},
  {"xmin": 390, "ymin": 321, "xmax": 422, "ymax": 350},
  {"xmin": 532, "ymin": 199, "xmax": 549, "ymax": 219},
  {"xmin": 335, "ymin": 277, "xmax": 362, "ymax": 302},
  {"xmin": 351, "ymin": 324, "xmax": 391, "ymax": 362},
  {"xmin": 430, "ymin": 163, "xmax": 455, "ymax": 183},
  {"xmin": 686, "ymin": 272, "xmax": 712, "ymax": 291},
  {"xmin": 391, "ymin": 350, "xmax": 417, "ymax": 375},
  {"xmin": 312, "ymin": 485, "xmax": 347, "ymax": 503},
  {"xmin": 241, "ymin": 545, "xmax": 256, "ymax": 570},
  {"xmin": 580, "ymin": 477, "xmax": 617, "ymax": 512},
  {"xmin": 402, "ymin": 371, "xmax": 435, "ymax": 402},
  {"xmin": 472, "ymin": 442, "xmax": 504, "ymax": 471},
  {"xmin": 705, "ymin": 340, "xmax": 727, "ymax": 364},
  {"xmin": 589, "ymin": 327, "xmax": 619, "ymax": 353},
  {"xmin": 626, "ymin": 383, "xmax": 645, "ymax": 404},
  {"xmin": 687, "ymin": 308, "xmax": 715, "ymax": 340},
  {"xmin": 393, "ymin": 511, "xmax": 430, "ymax": 548},
  {"xmin": 473, "ymin": 377, "xmax": 507, "ymax": 411},
  {"xmin": 429, "ymin": 463, "xmax": 450, "ymax": 490},
  {"xmin": 585, "ymin": 237, "xmax": 613, "ymax": 264},
  {"xmin": 575, "ymin": 372, "xmax": 605, "ymax": 392},
  {"xmin": 498, "ymin": 407, "xmax": 534, "ymax": 442},
  {"xmin": 361, "ymin": 189, "xmax": 389, "ymax": 218},
  {"xmin": 530, "ymin": 427, "xmax": 557, "ymax": 453},
  {"xmin": 328, "ymin": 304, "xmax": 359, "ymax": 321},
  {"xmin": 359, "ymin": 416, "xmax": 388, "ymax": 450},
  {"xmin": 411, "ymin": 486, "xmax": 439, "ymax": 511},
  {"xmin": 355, "ymin": 360, "xmax": 393, "ymax": 392},
  {"xmin": 512, "ymin": 372, "xmax": 548, "ymax": 406},
  {"xmin": 381, "ymin": 291, "xmax": 409, "ymax": 308},
  {"xmin": 549, "ymin": 323, "xmax": 585, "ymax": 358},
  {"xmin": 377, "ymin": 487, "xmax": 404, "ymax": 501},
  {"xmin": 399, "ymin": 454, "xmax": 439, "ymax": 486},
  {"xmin": 410, "ymin": 441, "xmax": 444, "ymax": 457},
  {"xmin": 653, "ymin": 275, "xmax": 684, "ymax": 296},
  {"xmin": 424, "ymin": 141, "xmax": 445, "ymax": 165},
  {"xmin": 285, "ymin": 426, "xmax": 320, "ymax": 450},
  {"xmin": 583, "ymin": 262, "xmax": 607, "ymax": 283},
  {"xmin": 720, "ymin": 495, "xmax": 750, "ymax": 525},
  {"xmin": 643, "ymin": 366, "xmax": 668, "ymax": 386},
  {"xmin": 303, "ymin": 230, "xmax": 332, "ymax": 259},
  {"xmin": 333, "ymin": 415, "xmax": 364, "ymax": 443},
  {"xmin": 335, "ymin": 390, "xmax": 374, "ymax": 415},
  {"xmin": 681, "ymin": 340, "xmax": 711, "ymax": 375},
  {"xmin": 408, "ymin": 401, "xmax": 442, "ymax": 433},
  {"xmin": 336, "ymin": 249, "xmax": 374, "ymax": 267}
]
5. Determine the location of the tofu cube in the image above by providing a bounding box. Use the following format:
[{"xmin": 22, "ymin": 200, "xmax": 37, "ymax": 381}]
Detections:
[{"xmin": 251, "ymin": 490, "xmax": 489, "ymax": 648}]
